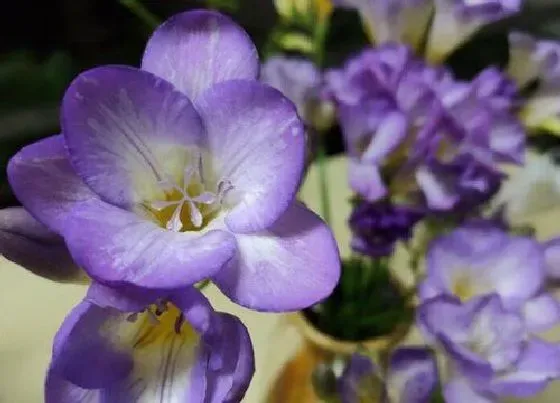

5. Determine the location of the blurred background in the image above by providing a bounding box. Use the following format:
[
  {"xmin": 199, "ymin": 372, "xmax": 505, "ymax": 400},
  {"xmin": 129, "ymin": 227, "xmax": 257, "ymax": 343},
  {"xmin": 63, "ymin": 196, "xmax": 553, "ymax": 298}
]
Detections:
[{"xmin": 1, "ymin": 0, "xmax": 560, "ymax": 208}]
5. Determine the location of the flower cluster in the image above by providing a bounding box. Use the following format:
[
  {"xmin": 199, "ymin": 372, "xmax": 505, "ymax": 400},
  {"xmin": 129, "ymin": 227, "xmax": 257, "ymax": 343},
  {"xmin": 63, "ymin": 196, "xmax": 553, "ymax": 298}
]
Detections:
[
  {"xmin": 324, "ymin": 44, "xmax": 523, "ymax": 213},
  {"xmin": 2, "ymin": 9, "xmax": 341, "ymax": 402},
  {"xmin": 261, "ymin": 0, "xmax": 560, "ymax": 402}
]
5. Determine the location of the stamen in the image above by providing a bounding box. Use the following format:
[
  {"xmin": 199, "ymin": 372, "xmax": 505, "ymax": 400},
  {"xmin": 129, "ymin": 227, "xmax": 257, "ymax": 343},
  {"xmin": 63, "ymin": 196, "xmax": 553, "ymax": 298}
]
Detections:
[
  {"xmin": 146, "ymin": 310, "xmax": 160, "ymax": 325},
  {"xmin": 148, "ymin": 149, "xmax": 230, "ymax": 231},
  {"xmin": 174, "ymin": 313, "xmax": 185, "ymax": 334},
  {"xmin": 166, "ymin": 203, "xmax": 185, "ymax": 232},
  {"xmin": 126, "ymin": 312, "xmax": 139, "ymax": 323}
]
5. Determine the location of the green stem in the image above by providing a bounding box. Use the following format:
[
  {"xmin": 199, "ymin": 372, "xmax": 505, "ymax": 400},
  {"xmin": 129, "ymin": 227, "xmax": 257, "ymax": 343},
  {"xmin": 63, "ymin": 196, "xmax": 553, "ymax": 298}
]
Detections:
[
  {"xmin": 119, "ymin": 0, "xmax": 160, "ymax": 29},
  {"xmin": 312, "ymin": 16, "xmax": 332, "ymax": 225},
  {"xmin": 316, "ymin": 140, "xmax": 332, "ymax": 225}
]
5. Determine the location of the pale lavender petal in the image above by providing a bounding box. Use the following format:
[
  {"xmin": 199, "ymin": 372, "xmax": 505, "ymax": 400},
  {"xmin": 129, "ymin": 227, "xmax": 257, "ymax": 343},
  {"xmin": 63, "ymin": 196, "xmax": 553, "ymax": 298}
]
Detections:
[
  {"xmin": 334, "ymin": 0, "xmax": 433, "ymax": 50},
  {"xmin": 260, "ymin": 56, "xmax": 322, "ymax": 120},
  {"xmin": 348, "ymin": 160, "xmax": 387, "ymax": 201},
  {"xmin": 444, "ymin": 377, "xmax": 496, "ymax": 403},
  {"xmin": 491, "ymin": 338, "xmax": 560, "ymax": 398},
  {"xmin": 212, "ymin": 201, "xmax": 341, "ymax": 311},
  {"xmin": 0, "ymin": 207, "xmax": 82, "ymax": 282},
  {"xmin": 142, "ymin": 10, "xmax": 258, "ymax": 101},
  {"xmin": 7, "ymin": 135, "xmax": 97, "ymax": 234},
  {"xmin": 523, "ymin": 293, "xmax": 560, "ymax": 333},
  {"xmin": 416, "ymin": 166, "xmax": 459, "ymax": 210},
  {"xmin": 62, "ymin": 65, "xmax": 204, "ymax": 208},
  {"xmin": 427, "ymin": 0, "xmax": 522, "ymax": 62},
  {"xmin": 386, "ymin": 347, "xmax": 439, "ymax": 403},
  {"xmin": 60, "ymin": 199, "xmax": 236, "ymax": 289},
  {"xmin": 361, "ymin": 111, "xmax": 407, "ymax": 164},
  {"xmin": 544, "ymin": 237, "xmax": 560, "ymax": 279},
  {"xmin": 195, "ymin": 80, "xmax": 305, "ymax": 233},
  {"xmin": 422, "ymin": 225, "xmax": 545, "ymax": 309}
]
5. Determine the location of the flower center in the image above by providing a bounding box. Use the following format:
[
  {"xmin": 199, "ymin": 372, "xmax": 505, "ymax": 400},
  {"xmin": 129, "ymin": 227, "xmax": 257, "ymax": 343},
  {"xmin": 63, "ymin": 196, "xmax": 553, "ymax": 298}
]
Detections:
[
  {"xmin": 126, "ymin": 301, "xmax": 197, "ymax": 347},
  {"xmin": 145, "ymin": 151, "xmax": 232, "ymax": 232},
  {"xmin": 452, "ymin": 275, "xmax": 474, "ymax": 302}
]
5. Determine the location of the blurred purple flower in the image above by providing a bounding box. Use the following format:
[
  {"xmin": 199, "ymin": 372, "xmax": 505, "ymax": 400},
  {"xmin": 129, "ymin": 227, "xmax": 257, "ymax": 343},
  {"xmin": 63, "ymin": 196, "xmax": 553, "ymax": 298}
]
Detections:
[
  {"xmin": 349, "ymin": 201, "xmax": 423, "ymax": 257},
  {"xmin": 7, "ymin": 10, "xmax": 340, "ymax": 312},
  {"xmin": 508, "ymin": 32, "xmax": 560, "ymax": 134},
  {"xmin": 45, "ymin": 283, "xmax": 254, "ymax": 403},
  {"xmin": 426, "ymin": 0, "xmax": 522, "ymax": 62},
  {"xmin": 339, "ymin": 347, "xmax": 439, "ymax": 403},
  {"xmin": 418, "ymin": 295, "xmax": 560, "ymax": 401},
  {"xmin": 325, "ymin": 44, "xmax": 524, "ymax": 212},
  {"xmin": 333, "ymin": 0, "xmax": 433, "ymax": 50},
  {"xmin": 0, "ymin": 207, "xmax": 83, "ymax": 282},
  {"xmin": 332, "ymin": 1, "xmax": 521, "ymax": 61},
  {"xmin": 261, "ymin": 56, "xmax": 333, "ymax": 128}
]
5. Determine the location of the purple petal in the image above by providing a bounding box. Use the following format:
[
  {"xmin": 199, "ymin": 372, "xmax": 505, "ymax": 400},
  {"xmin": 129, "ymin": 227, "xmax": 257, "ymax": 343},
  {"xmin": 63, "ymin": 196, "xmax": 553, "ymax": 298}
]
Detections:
[
  {"xmin": 0, "ymin": 207, "xmax": 82, "ymax": 282},
  {"xmin": 523, "ymin": 293, "xmax": 560, "ymax": 333},
  {"xmin": 544, "ymin": 237, "xmax": 560, "ymax": 279},
  {"xmin": 348, "ymin": 159, "xmax": 387, "ymax": 201},
  {"xmin": 260, "ymin": 56, "xmax": 322, "ymax": 120},
  {"xmin": 416, "ymin": 166, "xmax": 459, "ymax": 210},
  {"xmin": 361, "ymin": 111, "xmax": 407, "ymax": 164},
  {"xmin": 172, "ymin": 290, "xmax": 255, "ymax": 403},
  {"xmin": 47, "ymin": 301, "xmax": 133, "ymax": 389},
  {"xmin": 423, "ymin": 225, "xmax": 545, "ymax": 309},
  {"xmin": 195, "ymin": 80, "xmax": 305, "ymax": 233},
  {"xmin": 491, "ymin": 338, "xmax": 560, "ymax": 398},
  {"xmin": 60, "ymin": 199, "xmax": 236, "ymax": 289},
  {"xmin": 62, "ymin": 65, "xmax": 205, "ymax": 208},
  {"xmin": 7, "ymin": 135, "xmax": 97, "ymax": 234},
  {"xmin": 45, "ymin": 377, "xmax": 100, "ymax": 402},
  {"xmin": 212, "ymin": 201, "xmax": 341, "ymax": 311},
  {"xmin": 444, "ymin": 377, "xmax": 496, "ymax": 403},
  {"xmin": 142, "ymin": 10, "xmax": 258, "ymax": 101},
  {"xmin": 386, "ymin": 347, "xmax": 439, "ymax": 403}
]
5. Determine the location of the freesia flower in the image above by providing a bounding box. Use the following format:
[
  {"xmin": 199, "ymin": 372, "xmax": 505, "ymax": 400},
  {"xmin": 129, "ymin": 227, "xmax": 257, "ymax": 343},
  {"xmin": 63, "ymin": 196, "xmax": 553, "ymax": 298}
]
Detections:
[
  {"xmin": 418, "ymin": 295, "xmax": 560, "ymax": 401},
  {"xmin": 0, "ymin": 207, "xmax": 83, "ymax": 282},
  {"xmin": 418, "ymin": 223, "xmax": 560, "ymax": 333},
  {"xmin": 261, "ymin": 56, "xmax": 334, "ymax": 131},
  {"xmin": 7, "ymin": 10, "xmax": 340, "ymax": 311},
  {"xmin": 338, "ymin": 347, "xmax": 439, "ymax": 403},
  {"xmin": 333, "ymin": 0, "xmax": 521, "ymax": 62},
  {"xmin": 324, "ymin": 44, "xmax": 523, "ymax": 212},
  {"xmin": 508, "ymin": 32, "xmax": 560, "ymax": 135},
  {"xmin": 45, "ymin": 283, "xmax": 254, "ymax": 402}
]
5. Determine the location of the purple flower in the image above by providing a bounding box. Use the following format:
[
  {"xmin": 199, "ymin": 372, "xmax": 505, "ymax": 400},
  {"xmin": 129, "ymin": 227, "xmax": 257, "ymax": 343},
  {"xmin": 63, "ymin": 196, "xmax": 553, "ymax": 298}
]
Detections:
[
  {"xmin": 426, "ymin": 0, "xmax": 522, "ymax": 62},
  {"xmin": 332, "ymin": 1, "xmax": 522, "ymax": 61},
  {"xmin": 325, "ymin": 44, "xmax": 523, "ymax": 212},
  {"xmin": 7, "ymin": 10, "xmax": 340, "ymax": 312},
  {"xmin": 0, "ymin": 207, "xmax": 83, "ymax": 282},
  {"xmin": 349, "ymin": 201, "xmax": 423, "ymax": 257},
  {"xmin": 339, "ymin": 347, "xmax": 439, "ymax": 403},
  {"xmin": 418, "ymin": 295, "xmax": 560, "ymax": 401},
  {"xmin": 333, "ymin": 0, "xmax": 433, "ymax": 51},
  {"xmin": 261, "ymin": 56, "xmax": 330, "ymax": 127},
  {"xmin": 508, "ymin": 33, "xmax": 560, "ymax": 134},
  {"xmin": 418, "ymin": 223, "xmax": 560, "ymax": 334},
  {"xmin": 45, "ymin": 283, "xmax": 254, "ymax": 402}
]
